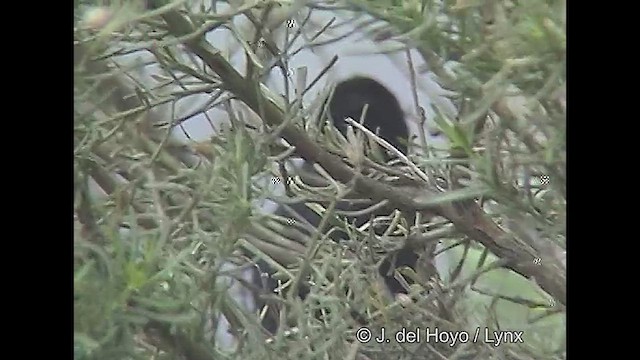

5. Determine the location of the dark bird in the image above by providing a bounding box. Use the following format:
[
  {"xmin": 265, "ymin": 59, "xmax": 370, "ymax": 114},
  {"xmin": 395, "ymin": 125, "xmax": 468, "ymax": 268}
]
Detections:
[{"xmin": 253, "ymin": 76, "xmax": 431, "ymax": 334}]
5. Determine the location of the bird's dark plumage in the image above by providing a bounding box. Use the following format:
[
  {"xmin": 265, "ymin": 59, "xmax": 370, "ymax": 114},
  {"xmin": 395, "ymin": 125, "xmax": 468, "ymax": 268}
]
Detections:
[
  {"xmin": 328, "ymin": 76, "xmax": 409, "ymax": 154},
  {"xmin": 255, "ymin": 76, "xmax": 421, "ymax": 333}
]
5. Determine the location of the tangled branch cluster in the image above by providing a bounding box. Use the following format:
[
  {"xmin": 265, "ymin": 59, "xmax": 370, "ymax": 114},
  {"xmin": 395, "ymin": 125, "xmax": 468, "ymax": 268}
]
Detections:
[{"xmin": 74, "ymin": 1, "xmax": 566, "ymax": 359}]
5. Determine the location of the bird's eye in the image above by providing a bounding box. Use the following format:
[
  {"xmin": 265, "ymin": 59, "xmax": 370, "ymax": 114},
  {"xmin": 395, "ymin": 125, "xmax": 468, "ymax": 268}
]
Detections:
[{"xmin": 328, "ymin": 77, "xmax": 409, "ymax": 155}]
